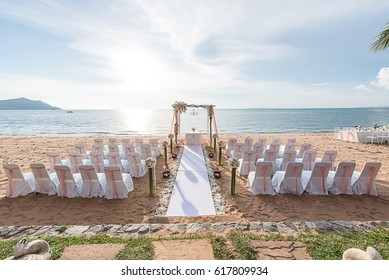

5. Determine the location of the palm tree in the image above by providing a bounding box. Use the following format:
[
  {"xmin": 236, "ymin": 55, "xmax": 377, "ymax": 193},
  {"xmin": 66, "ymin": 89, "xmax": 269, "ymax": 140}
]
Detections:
[{"xmin": 371, "ymin": 22, "xmax": 389, "ymax": 52}]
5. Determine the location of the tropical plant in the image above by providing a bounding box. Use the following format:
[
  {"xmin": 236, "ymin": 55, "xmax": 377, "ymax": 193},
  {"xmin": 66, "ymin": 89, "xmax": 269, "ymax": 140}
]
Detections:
[{"xmin": 371, "ymin": 22, "xmax": 389, "ymax": 52}]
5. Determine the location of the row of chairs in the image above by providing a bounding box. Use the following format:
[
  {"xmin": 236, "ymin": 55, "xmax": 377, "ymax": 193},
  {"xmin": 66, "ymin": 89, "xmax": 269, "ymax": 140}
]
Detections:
[
  {"xmin": 247, "ymin": 161, "xmax": 381, "ymax": 196},
  {"xmin": 47, "ymin": 150, "xmax": 148, "ymax": 177},
  {"xmin": 238, "ymin": 149, "xmax": 336, "ymax": 176},
  {"xmin": 2, "ymin": 163, "xmax": 133, "ymax": 199},
  {"xmin": 226, "ymin": 137, "xmax": 310, "ymax": 161}
]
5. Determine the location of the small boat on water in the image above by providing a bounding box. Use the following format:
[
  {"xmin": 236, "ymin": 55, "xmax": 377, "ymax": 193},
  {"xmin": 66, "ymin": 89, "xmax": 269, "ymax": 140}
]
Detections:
[{"xmin": 66, "ymin": 110, "xmax": 73, "ymax": 113}]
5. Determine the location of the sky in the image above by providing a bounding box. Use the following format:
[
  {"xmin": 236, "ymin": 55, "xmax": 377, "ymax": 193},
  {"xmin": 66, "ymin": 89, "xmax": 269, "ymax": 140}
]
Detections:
[{"xmin": 0, "ymin": 0, "xmax": 389, "ymax": 109}]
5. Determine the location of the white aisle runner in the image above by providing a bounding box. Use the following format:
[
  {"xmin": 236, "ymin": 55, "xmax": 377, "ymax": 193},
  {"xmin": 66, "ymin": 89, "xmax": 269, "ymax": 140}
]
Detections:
[{"xmin": 166, "ymin": 145, "xmax": 216, "ymax": 216}]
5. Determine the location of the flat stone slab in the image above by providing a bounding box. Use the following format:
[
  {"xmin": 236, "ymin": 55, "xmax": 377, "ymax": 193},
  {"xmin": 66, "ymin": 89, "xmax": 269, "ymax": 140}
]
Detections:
[
  {"xmin": 59, "ymin": 244, "xmax": 126, "ymax": 260},
  {"xmin": 153, "ymin": 239, "xmax": 214, "ymax": 260},
  {"xmin": 249, "ymin": 241, "xmax": 311, "ymax": 260}
]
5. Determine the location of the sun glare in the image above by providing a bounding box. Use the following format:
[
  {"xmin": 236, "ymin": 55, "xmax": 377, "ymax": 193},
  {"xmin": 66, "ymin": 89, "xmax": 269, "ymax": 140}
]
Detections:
[
  {"xmin": 111, "ymin": 50, "xmax": 165, "ymax": 91},
  {"xmin": 121, "ymin": 109, "xmax": 153, "ymax": 133}
]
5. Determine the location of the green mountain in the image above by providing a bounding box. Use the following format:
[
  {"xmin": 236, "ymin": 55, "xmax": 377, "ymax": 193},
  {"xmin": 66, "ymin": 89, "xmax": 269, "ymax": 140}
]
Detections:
[{"xmin": 0, "ymin": 97, "xmax": 61, "ymax": 110}]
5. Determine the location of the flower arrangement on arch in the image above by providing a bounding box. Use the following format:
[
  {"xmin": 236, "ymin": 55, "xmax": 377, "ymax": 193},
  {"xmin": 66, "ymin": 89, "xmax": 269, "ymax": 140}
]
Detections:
[{"xmin": 172, "ymin": 101, "xmax": 187, "ymax": 114}]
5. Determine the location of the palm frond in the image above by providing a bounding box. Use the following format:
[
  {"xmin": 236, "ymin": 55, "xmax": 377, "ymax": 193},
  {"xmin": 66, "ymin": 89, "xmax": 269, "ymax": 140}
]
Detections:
[{"xmin": 371, "ymin": 22, "xmax": 389, "ymax": 52}]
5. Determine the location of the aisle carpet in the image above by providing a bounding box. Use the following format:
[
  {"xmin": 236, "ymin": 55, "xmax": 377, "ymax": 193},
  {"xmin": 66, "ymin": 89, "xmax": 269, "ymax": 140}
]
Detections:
[{"xmin": 166, "ymin": 145, "xmax": 216, "ymax": 216}]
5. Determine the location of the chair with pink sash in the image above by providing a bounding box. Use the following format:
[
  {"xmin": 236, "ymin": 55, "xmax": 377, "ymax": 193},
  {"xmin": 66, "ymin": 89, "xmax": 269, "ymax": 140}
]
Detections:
[
  {"xmin": 91, "ymin": 143, "xmax": 104, "ymax": 154},
  {"xmin": 247, "ymin": 161, "xmax": 275, "ymax": 195},
  {"xmin": 252, "ymin": 143, "xmax": 265, "ymax": 161},
  {"xmin": 79, "ymin": 165, "xmax": 105, "ymax": 198},
  {"xmin": 121, "ymin": 138, "xmax": 131, "ymax": 148},
  {"xmin": 126, "ymin": 152, "xmax": 147, "ymax": 178},
  {"xmin": 269, "ymin": 143, "xmax": 281, "ymax": 157},
  {"xmin": 135, "ymin": 139, "xmax": 144, "ymax": 152},
  {"xmin": 238, "ymin": 150, "xmax": 257, "ymax": 176},
  {"xmin": 296, "ymin": 150, "xmax": 317, "ymax": 171},
  {"xmin": 74, "ymin": 143, "xmax": 88, "ymax": 160},
  {"xmin": 244, "ymin": 137, "xmax": 254, "ymax": 149},
  {"xmin": 94, "ymin": 138, "xmax": 104, "ymax": 147},
  {"xmin": 327, "ymin": 162, "xmax": 356, "ymax": 195},
  {"xmin": 272, "ymin": 162, "xmax": 304, "ymax": 194},
  {"xmin": 106, "ymin": 152, "xmax": 129, "ymax": 173},
  {"xmin": 316, "ymin": 150, "xmax": 337, "ymax": 171},
  {"xmin": 54, "ymin": 165, "xmax": 82, "ymax": 198},
  {"xmin": 103, "ymin": 166, "xmax": 133, "ymax": 199},
  {"xmin": 225, "ymin": 138, "xmax": 237, "ymax": 156},
  {"xmin": 68, "ymin": 152, "xmax": 84, "ymax": 174},
  {"xmin": 301, "ymin": 162, "xmax": 331, "ymax": 195},
  {"xmin": 257, "ymin": 138, "xmax": 267, "ymax": 147},
  {"xmin": 351, "ymin": 162, "xmax": 381, "ymax": 196},
  {"xmin": 3, "ymin": 163, "xmax": 35, "ymax": 197},
  {"xmin": 122, "ymin": 144, "xmax": 136, "ymax": 158},
  {"xmin": 257, "ymin": 149, "xmax": 278, "ymax": 174},
  {"xmin": 230, "ymin": 143, "xmax": 247, "ymax": 160},
  {"xmin": 278, "ymin": 142, "xmax": 295, "ymax": 157},
  {"xmin": 47, "ymin": 151, "xmax": 70, "ymax": 173},
  {"xmin": 89, "ymin": 151, "xmax": 109, "ymax": 173},
  {"xmin": 141, "ymin": 143, "xmax": 155, "ymax": 160},
  {"xmin": 108, "ymin": 137, "xmax": 118, "ymax": 145},
  {"xmin": 272, "ymin": 138, "xmax": 281, "ymax": 145},
  {"xmin": 275, "ymin": 150, "xmax": 296, "ymax": 171},
  {"xmin": 296, "ymin": 143, "xmax": 312, "ymax": 158},
  {"xmin": 149, "ymin": 139, "xmax": 161, "ymax": 157},
  {"xmin": 30, "ymin": 163, "xmax": 58, "ymax": 195}
]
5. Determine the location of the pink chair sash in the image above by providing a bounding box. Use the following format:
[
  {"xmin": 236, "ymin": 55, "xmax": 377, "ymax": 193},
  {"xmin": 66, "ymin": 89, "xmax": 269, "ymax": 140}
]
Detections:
[
  {"xmin": 108, "ymin": 170, "xmax": 119, "ymax": 199},
  {"xmin": 367, "ymin": 167, "xmax": 376, "ymax": 195},
  {"xmin": 320, "ymin": 166, "xmax": 327, "ymax": 194},
  {"xmin": 91, "ymin": 154, "xmax": 103, "ymax": 173},
  {"xmin": 308, "ymin": 153, "xmax": 313, "ymax": 171},
  {"xmin": 261, "ymin": 165, "xmax": 268, "ymax": 192},
  {"xmin": 131, "ymin": 155, "xmax": 140, "ymax": 177},
  {"xmin": 342, "ymin": 166, "xmax": 352, "ymax": 193},
  {"xmin": 8, "ymin": 168, "xmax": 14, "ymax": 197},
  {"xmin": 70, "ymin": 155, "xmax": 79, "ymax": 173},
  {"xmin": 59, "ymin": 169, "xmax": 67, "ymax": 197}
]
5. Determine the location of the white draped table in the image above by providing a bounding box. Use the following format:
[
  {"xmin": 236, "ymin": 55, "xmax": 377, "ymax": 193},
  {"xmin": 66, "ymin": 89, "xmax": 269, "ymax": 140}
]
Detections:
[
  {"xmin": 337, "ymin": 130, "xmax": 377, "ymax": 143},
  {"xmin": 185, "ymin": 132, "xmax": 203, "ymax": 145}
]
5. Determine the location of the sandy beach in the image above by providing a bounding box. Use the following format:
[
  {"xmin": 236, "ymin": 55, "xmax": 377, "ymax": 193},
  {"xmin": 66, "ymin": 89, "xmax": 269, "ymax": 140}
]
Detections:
[{"xmin": 0, "ymin": 132, "xmax": 388, "ymax": 226}]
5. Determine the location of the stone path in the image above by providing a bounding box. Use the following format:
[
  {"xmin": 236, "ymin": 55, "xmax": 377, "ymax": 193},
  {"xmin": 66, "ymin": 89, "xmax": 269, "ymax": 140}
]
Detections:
[
  {"xmin": 249, "ymin": 241, "xmax": 311, "ymax": 260},
  {"xmin": 0, "ymin": 220, "xmax": 388, "ymax": 240}
]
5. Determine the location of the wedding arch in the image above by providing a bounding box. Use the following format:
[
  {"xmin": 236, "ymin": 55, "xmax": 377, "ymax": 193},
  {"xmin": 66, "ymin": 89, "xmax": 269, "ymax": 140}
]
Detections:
[{"xmin": 170, "ymin": 101, "xmax": 218, "ymax": 146}]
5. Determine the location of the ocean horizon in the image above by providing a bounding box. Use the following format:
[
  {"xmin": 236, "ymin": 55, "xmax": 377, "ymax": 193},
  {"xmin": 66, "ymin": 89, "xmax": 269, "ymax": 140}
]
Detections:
[{"xmin": 1, "ymin": 108, "xmax": 389, "ymax": 136}]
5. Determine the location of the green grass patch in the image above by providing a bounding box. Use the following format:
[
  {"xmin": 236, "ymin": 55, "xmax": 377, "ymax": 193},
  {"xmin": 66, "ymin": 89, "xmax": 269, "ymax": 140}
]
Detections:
[{"xmin": 1, "ymin": 229, "xmax": 388, "ymax": 260}]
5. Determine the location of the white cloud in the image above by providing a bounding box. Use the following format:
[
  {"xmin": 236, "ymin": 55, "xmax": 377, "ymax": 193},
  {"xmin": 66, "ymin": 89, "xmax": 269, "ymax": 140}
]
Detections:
[
  {"xmin": 374, "ymin": 67, "xmax": 389, "ymax": 90},
  {"xmin": 354, "ymin": 84, "xmax": 373, "ymax": 92}
]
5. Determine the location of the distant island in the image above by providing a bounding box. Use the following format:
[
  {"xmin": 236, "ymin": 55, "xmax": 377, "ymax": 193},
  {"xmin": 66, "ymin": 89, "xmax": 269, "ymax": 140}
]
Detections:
[{"xmin": 0, "ymin": 97, "xmax": 61, "ymax": 110}]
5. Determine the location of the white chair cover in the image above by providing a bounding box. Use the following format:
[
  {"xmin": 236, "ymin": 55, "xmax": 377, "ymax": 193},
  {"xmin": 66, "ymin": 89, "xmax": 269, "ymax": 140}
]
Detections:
[
  {"xmin": 226, "ymin": 138, "xmax": 237, "ymax": 156},
  {"xmin": 75, "ymin": 143, "xmax": 88, "ymax": 160},
  {"xmin": 94, "ymin": 138, "xmax": 104, "ymax": 147},
  {"xmin": 272, "ymin": 138, "xmax": 281, "ymax": 145},
  {"xmin": 351, "ymin": 162, "xmax": 381, "ymax": 196},
  {"xmin": 135, "ymin": 139, "xmax": 144, "ymax": 152},
  {"xmin": 247, "ymin": 161, "xmax": 275, "ymax": 195},
  {"xmin": 253, "ymin": 143, "xmax": 265, "ymax": 161},
  {"xmin": 89, "ymin": 151, "xmax": 108, "ymax": 173},
  {"xmin": 327, "ymin": 162, "xmax": 356, "ymax": 195},
  {"xmin": 316, "ymin": 150, "xmax": 337, "ymax": 171},
  {"xmin": 126, "ymin": 152, "xmax": 147, "ymax": 177},
  {"xmin": 275, "ymin": 150, "xmax": 296, "ymax": 171},
  {"xmin": 121, "ymin": 143, "xmax": 136, "ymax": 159},
  {"xmin": 272, "ymin": 162, "xmax": 304, "ymax": 194},
  {"xmin": 269, "ymin": 143, "xmax": 281, "ymax": 157},
  {"xmin": 47, "ymin": 151, "xmax": 70, "ymax": 173},
  {"xmin": 238, "ymin": 151, "xmax": 257, "ymax": 176},
  {"xmin": 107, "ymin": 143, "xmax": 119, "ymax": 154},
  {"xmin": 103, "ymin": 166, "xmax": 133, "ymax": 199},
  {"xmin": 244, "ymin": 137, "xmax": 254, "ymax": 149},
  {"xmin": 257, "ymin": 149, "xmax": 278, "ymax": 174},
  {"xmin": 302, "ymin": 162, "xmax": 331, "ymax": 195},
  {"xmin": 122, "ymin": 138, "xmax": 131, "ymax": 147},
  {"xmin": 79, "ymin": 165, "xmax": 105, "ymax": 198},
  {"xmin": 54, "ymin": 165, "xmax": 82, "ymax": 198},
  {"xmin": 3, "ymin": 163, "xmax": 35, "ymax": 197},
  {"xmin": 30, "ymin": 163, "xmax": 58, "ymax": 195},
  {"xmin": 257, "ymin": 138, "xmax": 266, "ymax": 146},
  {"xmin": 230, "ymin": 143, "xmax": 247, "ymax": 159},
  {"xmin": 149, "ymin": 139, "xmax": 161, "ymax": 156},
  {"xmin": 108, "ymin": 137, "xmax": 118, "ymax": 145},
  {"xmin": 106, "ymin": 152, "xmax": 129, "ymax": 173},
  {"xmin": 296, "ymin": 143, "xmax": 312, "ymax": 158},
  {"xmin": 68, "ymin": 151, "xmax": 84, "ymax": 174},
  {"xmin": 91, "ymin": 143, "xmax": 104, "ymax": 154},
  {"xmin": 296, "ymin": 150, "xmax": 317, "ymax": 171},
  {"xmin": 141, "ymin": 143, "xmax": 155, "ymax": 160}
]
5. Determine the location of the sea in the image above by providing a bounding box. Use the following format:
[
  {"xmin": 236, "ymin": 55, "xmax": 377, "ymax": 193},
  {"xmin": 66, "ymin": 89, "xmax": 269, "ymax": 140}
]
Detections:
[{"xmin": 0, "ymin": 108, "xmax": 388, "ymax": 136}]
